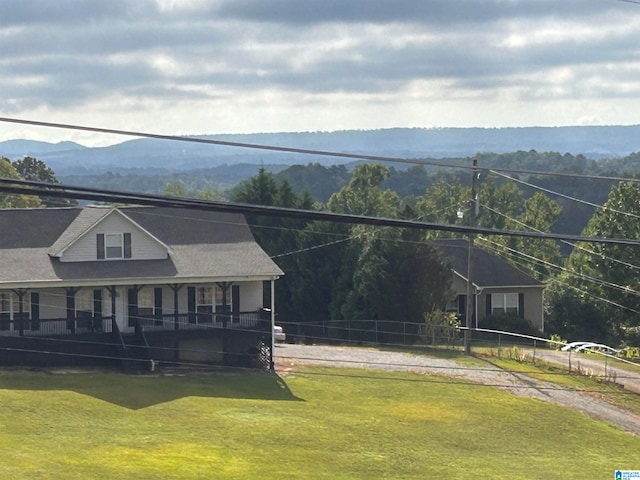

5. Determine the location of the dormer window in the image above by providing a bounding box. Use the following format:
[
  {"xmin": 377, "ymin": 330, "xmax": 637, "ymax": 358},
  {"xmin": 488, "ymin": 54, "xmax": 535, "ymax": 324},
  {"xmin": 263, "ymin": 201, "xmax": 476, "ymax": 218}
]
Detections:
[{"xmin": 97, "ymin": 233, "xmax": 132, "ymax": 260}]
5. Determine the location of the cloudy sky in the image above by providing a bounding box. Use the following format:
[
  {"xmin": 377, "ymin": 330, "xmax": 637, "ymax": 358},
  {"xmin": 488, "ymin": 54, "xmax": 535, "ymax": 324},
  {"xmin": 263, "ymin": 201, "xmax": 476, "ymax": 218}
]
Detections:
[{"xmin": 2, "ymin": 0, "xmax": 640, "ymax": 146}]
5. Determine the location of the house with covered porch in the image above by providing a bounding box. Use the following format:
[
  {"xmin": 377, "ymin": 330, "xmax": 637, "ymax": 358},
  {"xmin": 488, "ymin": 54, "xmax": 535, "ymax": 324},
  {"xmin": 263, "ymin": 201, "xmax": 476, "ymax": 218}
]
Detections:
[{"xmin": 0, "ymin": 205, "xmax": 283, "ymax": 372}]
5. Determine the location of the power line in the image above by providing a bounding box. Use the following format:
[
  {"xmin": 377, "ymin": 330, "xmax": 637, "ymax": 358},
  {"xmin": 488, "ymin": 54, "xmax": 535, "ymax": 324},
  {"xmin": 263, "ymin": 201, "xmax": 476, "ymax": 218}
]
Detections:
[
  {"xmin": 1, "ymin": 336, "xmax": 638, "ymax": 392},
  {"xmin": 2, "ymin": 116, "xmax": 640, "ymax": 184},
  {"xmin": 282, "ymin": 368, "xmax": 639, "ymax": 395},
  {"xmin": 0, "ymin": 116, "xmax": 467, "ymax": 170},
  {"xmin": 479, "ymin": 237, "xmax": 640, "ymax": 313},
  {"xmin": 489, "ymin": 169, "xmax": 640, "ymax": 220},
  {"xmin": 3, "ymin": 176, "xmax": 640, "ymax": 246}
]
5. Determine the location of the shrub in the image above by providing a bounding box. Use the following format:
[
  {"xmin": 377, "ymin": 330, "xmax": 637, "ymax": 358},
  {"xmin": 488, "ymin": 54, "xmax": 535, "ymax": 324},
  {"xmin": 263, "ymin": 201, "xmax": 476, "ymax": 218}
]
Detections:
[
  {"xmin": 548, "ymin": 333, "xmax": 567, "ymax": 350},
  {"xmin": 480, "ymin": 313, "xmax": 541, "ymax": 338}
]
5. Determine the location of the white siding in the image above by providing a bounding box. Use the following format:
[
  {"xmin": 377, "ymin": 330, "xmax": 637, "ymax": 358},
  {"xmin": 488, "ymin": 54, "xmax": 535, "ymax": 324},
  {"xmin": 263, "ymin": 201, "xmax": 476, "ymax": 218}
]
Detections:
[
  {"xmin": 240, "ymin": 282, "xmax": 263, "ymax": 311},
  {"xmin": 173, "ymin": 282, "xmax": 265, "ymax": 313},
  {"xmin": 38, "ymin": 289, "xmax": 68, "ymax": 319},
  {"xmin": 25, "ymin": 282, "xmax": 266, "ymax": 327},
  {"xmin": 61, "ymin": 211, "xmax": 168, "ymax": 262}
]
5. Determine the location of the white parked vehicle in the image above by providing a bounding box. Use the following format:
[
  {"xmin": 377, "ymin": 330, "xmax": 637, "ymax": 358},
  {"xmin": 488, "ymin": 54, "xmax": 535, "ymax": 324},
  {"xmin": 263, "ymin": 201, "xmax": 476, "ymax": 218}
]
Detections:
[
  {"xmin": 560, "ymin": 341, "xmax": 619, "ymax": 354},
  {"xmin": 274, "ymin": 325, "xmax": 286, "ymax": 343}
]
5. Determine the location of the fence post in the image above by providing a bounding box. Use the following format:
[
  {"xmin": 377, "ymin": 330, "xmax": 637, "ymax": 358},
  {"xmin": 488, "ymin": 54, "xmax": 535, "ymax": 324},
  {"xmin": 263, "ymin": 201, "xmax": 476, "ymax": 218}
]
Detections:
[{"xmin": 533, "ymin": 339, "xmax": 536, "ymax": 364}]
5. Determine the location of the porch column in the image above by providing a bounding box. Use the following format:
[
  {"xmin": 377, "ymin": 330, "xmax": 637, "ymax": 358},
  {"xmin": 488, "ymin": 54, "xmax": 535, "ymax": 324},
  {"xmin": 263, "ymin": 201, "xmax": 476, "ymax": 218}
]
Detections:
[
  {"xmin": 270, "ymin": 278, "xmax": 275, "ymax": 371},
  {"xmin": 217, "ymin": 282, "xmax": 232, "ymax": 366},
  {"xmin": 169, "ymin": 284, "xmax": 183, "ymax": 363},
  {"xmin": 216, "ymin": 282, "xmax": 231, "ymax": 328},
  {"xmin": 128, "ymin": 285, "xmax": 142, "ymax": 335},
  {"xmin": 12, "ymin": 289, "xmax": 28, "ymax": 336},
  {"xmin": 169, "ymin": 284, "xmax": 183, "ymax": 331},
  {"xmin": 65, "ymin": 287, "xmax": 80, "ymax": 335},
  {"xmin": 106, "ymin": 286, "xmax": 117, "ymax": 333}
]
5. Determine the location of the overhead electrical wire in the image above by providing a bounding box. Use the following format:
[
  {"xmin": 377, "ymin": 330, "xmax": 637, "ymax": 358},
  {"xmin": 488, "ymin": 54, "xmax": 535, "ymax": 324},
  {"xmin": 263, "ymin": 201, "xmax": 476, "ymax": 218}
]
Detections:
[
  {"xmin": 481, "ymin": 203, "xmax": 640, "ymax": 273},
  {"xmin": 474, "ymin": 203, "xmax": 640, "ymax": 303},
  {"xmin": 2, "ymin": 116, "xmax": 640, "ymax": 184},
  {"xmin": 479, "ymin": 203, "xmax": 640, "ymax": 282},
  {"xmin": 478, "ymin": 237, "xmax": 640, "ymax": 312},
  {"xmin": 2, "ymin": 119, "xmax": 640, "ymax": 389},
  {"xmin": 489, "ymin": 169, "xmax": 640, "ymax": 220},
  {"xmin": 4, "ymin": 176, "xmax": 640, "ymax": 245},
  {"xmin": 481, "ymin": 170, "xmax": 640, "ymax": 304},
  {"xmin": 276, "ymin": 368, "xmax": 639, "ymax": 395},
  {"xmin": 0, "ymin": 116, "xmax": 468, "ymax": 170}
]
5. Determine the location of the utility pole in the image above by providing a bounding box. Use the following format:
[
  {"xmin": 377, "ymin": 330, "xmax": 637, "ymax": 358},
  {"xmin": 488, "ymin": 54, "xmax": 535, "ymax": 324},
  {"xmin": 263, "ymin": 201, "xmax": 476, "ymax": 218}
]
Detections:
[{"xmin": 464, "ymin": 158, "xmax": 479, "ymax": 355}]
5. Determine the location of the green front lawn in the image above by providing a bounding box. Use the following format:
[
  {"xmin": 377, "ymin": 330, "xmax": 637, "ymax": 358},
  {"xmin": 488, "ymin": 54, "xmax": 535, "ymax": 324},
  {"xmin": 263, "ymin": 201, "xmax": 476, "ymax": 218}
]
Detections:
[{"xmin": 0, "ymin": 367, "xmax": 637, "ymax": 479}]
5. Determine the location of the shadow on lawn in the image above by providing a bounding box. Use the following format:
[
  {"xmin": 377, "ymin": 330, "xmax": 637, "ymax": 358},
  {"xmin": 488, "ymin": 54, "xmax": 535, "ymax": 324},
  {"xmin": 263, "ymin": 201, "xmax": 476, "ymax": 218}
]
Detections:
[{"xmin": 0, "ymin": 368, "xmax": 302, "ymax": 410}]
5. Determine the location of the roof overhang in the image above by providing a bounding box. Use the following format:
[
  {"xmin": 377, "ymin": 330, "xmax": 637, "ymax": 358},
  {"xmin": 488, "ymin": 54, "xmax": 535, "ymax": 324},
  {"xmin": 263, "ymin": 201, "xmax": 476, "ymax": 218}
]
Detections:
[
  {"xmin": 452, "ymin": 270, "xmax": 545, "ymax": 290},
  {"xmin": 0, "ymin": 274, "xmax": 282, "ymax": 290}
]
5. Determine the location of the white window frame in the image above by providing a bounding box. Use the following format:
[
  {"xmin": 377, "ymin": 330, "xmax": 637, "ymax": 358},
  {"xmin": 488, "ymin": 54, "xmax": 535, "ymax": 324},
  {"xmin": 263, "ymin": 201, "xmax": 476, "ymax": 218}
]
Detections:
[
  {"xmin": 215, "ymin": 286, "xmax": 233, "ymax": 309},
  {"xmin": 492, "ymin": 293, "xmax": 519, "ymax": 315},
  {"xmin": 197, "ymin": 287, "xmax": 214, "ymax": 311},
  {"xmin": 75, "ymin": 289, "xmax": 94, "ymax": 317},
  {"xmin": 138, "ymin": 288, "xmax": 155, "ymax": 316},
  {"xmin": 105, "ymin": 233, "xmax": 124, "ymax": 259},
  {"xmin": 1, "ymin": 292, "xmax": 11, "ymax": 316},
  {"xmin": 0, "ymin": 292, "xmax": 30, "ymax": 331},
  {"xmin": 0, "ymin": 292, "xmax": 31, "ymax": 318}
]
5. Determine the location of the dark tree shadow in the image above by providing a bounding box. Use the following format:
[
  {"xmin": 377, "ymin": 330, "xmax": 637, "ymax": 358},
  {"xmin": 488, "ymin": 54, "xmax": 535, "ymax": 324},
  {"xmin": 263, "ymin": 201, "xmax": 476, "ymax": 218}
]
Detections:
[{"xmin": 0, "ymin": 368, "xmax": 303, "ymax": 410}]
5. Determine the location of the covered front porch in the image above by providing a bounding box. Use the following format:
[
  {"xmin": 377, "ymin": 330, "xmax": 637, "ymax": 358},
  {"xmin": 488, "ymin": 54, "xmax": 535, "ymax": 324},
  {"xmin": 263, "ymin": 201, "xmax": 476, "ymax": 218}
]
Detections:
[{"xmin": 0, "ymin": 280, "xmax": 276, "ymax": 371}]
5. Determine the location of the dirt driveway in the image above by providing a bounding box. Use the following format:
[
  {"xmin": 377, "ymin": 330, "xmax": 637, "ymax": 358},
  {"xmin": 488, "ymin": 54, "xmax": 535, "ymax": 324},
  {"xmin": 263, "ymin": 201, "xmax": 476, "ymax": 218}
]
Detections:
[{"xmin": 274, "ymin": 344, "xmax": 640, "ymax": 436}]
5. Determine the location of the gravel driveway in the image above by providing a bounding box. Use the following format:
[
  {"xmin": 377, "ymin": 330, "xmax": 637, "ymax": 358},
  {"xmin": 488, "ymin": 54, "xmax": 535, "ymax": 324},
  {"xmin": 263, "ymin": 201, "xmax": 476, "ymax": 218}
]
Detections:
[
  {"xmin": 274, "ymin": 344, "xmax": 640, "ymax": 436},
  {"xmin": 528, "ymin": 349, "xmax": 640, "ymax": 394}
]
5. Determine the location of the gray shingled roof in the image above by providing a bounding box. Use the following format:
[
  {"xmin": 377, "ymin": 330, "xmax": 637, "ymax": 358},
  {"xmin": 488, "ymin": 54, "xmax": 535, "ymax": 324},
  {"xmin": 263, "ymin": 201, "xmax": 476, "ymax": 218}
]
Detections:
[
  {"xmin": 48, "ymin": 207, "xmax": 111, "ymax": 256},
  {"xmin": 0, "ymin": 206, "xmax": 283, "ymax": 288},
  {"xmin": 435, "ymin": 239, "xmax": 543, "ymax": 288}
]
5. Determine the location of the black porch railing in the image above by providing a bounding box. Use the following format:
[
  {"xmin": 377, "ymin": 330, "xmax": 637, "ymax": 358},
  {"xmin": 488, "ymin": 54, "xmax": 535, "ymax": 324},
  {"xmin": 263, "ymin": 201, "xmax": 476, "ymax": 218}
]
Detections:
[{"xmin": 0, "ymin": 311, "xmax": 268, "ymax": 338}]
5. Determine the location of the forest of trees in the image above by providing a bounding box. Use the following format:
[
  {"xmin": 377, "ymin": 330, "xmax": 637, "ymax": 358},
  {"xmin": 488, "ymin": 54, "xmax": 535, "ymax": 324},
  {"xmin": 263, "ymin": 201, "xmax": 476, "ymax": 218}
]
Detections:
[
  {"xmin": 227, "ymin": 154, "xmax": 640, "ymax": 347},
  {"xmin": 3, "ymin": 151, "xmax": 640, "ymax": 347}
]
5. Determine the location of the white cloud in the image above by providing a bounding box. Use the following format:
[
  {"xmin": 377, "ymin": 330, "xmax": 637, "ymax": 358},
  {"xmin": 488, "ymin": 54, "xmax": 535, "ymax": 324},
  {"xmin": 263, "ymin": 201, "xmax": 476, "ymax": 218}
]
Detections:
[{"xmin": 1, "ymin": 0, "xmax": 640, "ymax": 145}]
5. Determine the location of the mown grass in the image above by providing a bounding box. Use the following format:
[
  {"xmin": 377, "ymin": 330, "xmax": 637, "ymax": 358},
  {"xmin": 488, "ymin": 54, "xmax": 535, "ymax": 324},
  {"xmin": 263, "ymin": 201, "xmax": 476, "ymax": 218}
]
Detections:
[
  {"xmin": 479, "ymin": 355, "xmax": 640, "ymax": 417},
  {"xmin": 0, "ymin": 366, "xmax": 638, "ymax": 479}
]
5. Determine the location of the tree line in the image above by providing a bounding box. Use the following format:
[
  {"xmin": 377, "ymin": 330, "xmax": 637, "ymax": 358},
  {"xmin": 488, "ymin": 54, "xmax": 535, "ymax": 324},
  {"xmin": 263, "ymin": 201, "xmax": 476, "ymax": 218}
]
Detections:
[
  {"xmin": 4, "ymin": 153, "xmax": 640, "ymax": 347},
  {"xmin": 231, "ymin": 161, "xmax": 640, "ymax": 347}
]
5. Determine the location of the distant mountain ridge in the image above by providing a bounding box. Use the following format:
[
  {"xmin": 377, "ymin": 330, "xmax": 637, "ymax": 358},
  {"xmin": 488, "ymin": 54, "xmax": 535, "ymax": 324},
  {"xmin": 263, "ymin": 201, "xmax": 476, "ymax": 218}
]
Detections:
[
  {"xmin": 2, "ymin": 125, "xmax": 640, "ymax": 176},
  {"xmin": 1, "ymin": 139, "xmax": 85, "ymax": 156}
]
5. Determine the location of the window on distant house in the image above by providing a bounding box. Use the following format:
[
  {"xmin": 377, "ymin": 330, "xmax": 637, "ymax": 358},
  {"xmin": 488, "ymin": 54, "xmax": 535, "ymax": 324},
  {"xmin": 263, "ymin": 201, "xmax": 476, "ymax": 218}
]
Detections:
[
  {"xmin": 0, "ymin": 292, "xmax": 30, "ymax": 331},
  {"xmin": 215, "ymin": 285, "xmax": 233, "ymax": 311},
  {"xmin": 97, "ymin": 233, "xmax": 132, "ymax": 260},
  {"xmin": 76, "ymin": 289, "xmax": 94, "ymax": 320},
  {"xmin": 215, "ymin": 285, "xmax": 233, "ymax": 324},
  {"xmin": 491, "ymin": 293, "xmax": 519, "ymax": 315},
  {"xmin": 0, "ymin": 293, "xmax": 11, "ymax": 330},
  {"xmin": 12, "ymin": 292, "xmax": 30, "ymax": 318},
  {"xmin": 197, "ymin": 286, "xmax": 214, "ymax": 323},
  {"xmin": 137, "ymin": 288, "xmax": 156, "ymax": 326},
  {"xmin": 106, "ymin": 234, "xmax": 123, "ymax": 258}
]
